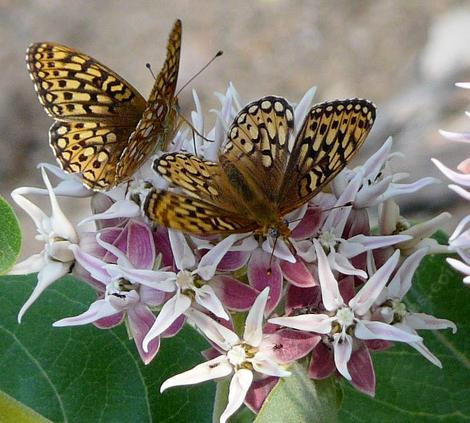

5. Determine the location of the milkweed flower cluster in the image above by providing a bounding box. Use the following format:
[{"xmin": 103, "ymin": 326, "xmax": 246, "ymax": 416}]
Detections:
[
  {"xmin": 10, "ymin": 84, "xmax": 456, "ymax": 421},
  {"xmin": 432, "ymin": 82, "xmax": 470, "ymax": 284}
]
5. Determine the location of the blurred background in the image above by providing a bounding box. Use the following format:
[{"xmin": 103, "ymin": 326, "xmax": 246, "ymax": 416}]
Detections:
[{"xmin": 1, "ymin": 0, "xmax": 470, "ymax": 256}]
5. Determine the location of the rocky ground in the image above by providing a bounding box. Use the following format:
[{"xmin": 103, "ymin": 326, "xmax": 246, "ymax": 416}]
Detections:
[{"xmin": 1, "ymin": 0, "xmax": 469, "ymax": 255}]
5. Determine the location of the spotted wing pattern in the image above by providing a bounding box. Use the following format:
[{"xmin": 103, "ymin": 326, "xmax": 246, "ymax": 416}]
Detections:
[
  {"xmin": 279, "ymin": 98, "xmax": 376, "ymax": 213},
  {"xmin": 145, "ymin": 96, "xmax": 376, "ymax": 236},
  {"xmin": 116, "ymin": 19, "xmax": 182, "ymax": 181},
  {"xmin": 144, "ymin": 189, "xmax": 256, "ymax": 234},
  {"xmin": 26, "ymin": 42, "xmax": 146, "ymax": 190}
]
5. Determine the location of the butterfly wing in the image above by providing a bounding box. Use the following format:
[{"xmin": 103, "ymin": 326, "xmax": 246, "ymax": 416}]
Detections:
[
  {"xmin": 26, "ymin": 42, "xmax": 146, "ymax": 190},
  {"xmin": 219, "ymin": 96, "xmax": 295, "ymax": 223},
  {"xmin": 26, "ymin": 42, "xmax": 146, "ymax": 122},
  {"xmin": 145, "ymin": 189, "xmax": 257, "ymax": 235},
  {"xmin": 116, "ymin": 19, "xmax": 182, "ymax": 182},
  {"xmin": 279, "ymin": 98, "xmax": 376, "ymax": 213},
  {"xmin": 147, "ymin": 152, "xmax": 257, "ymax": 234}
]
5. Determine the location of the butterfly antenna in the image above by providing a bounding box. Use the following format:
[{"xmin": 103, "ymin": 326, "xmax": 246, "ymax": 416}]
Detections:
[
  {"xmin": 177, "ymin": 112, "xmax": 215, "ymax": 144},
  {"xmin": 320, "ymin": 202, "xmax": 352, "ymax": 214},
  {"xmin": 175, "ymin": 50, "xmax": 223, "ymax": 97},
  {"xmin": 145, "ymin": 63, "xmax": 157, "ymax": 80}
]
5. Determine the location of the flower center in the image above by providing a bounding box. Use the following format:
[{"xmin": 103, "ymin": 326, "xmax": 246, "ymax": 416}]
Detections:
[
  {"xmin": 318, "ymin": 230, "xmax": 338, "ymax": 252},
  {"xmin": 227, "ymin": 344, "xmax": 247, "ymax": 367},
  {"xmin": 391, "ymin": 299, "xmax": 407, "ymax": 321},
  {"xmin": 176, "ymin": 270, "xmax": 196, "ymax": 291},
  {"xmin": 335, "ymin": 307, "xmax": 355, "ymax": 328}
]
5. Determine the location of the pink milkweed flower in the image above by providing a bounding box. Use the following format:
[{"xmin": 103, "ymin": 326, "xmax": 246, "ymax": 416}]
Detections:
[
  {"xmin": 269, "ymin": 240, "xmax": 423, "ymax": 395},
  {"xmin": 160, "ymin": 288, "xmax": 318, "ymax": 423},
  {"xmin": 53, "ymin": 220, "xmax": 167, "ymax": 364},
  {"xmin": 9, "ymin": 167, "xmax": 79, "ymax": 322}
]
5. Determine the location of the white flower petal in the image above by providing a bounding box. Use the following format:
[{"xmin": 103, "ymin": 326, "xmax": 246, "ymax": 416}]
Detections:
[
  {"xmin": 53, "ymin": 299, "xmax": 118, "ymax": 327},
  {"xmin": 41, "ymin": 168, "xmax": 78, "ymax": 242},
  {"xmin": 220, "ymin": 369, "xmax": 254, "ymax": 423},
  {"xmin": 243, "ymin": 287, "xmax": 269, "ymax": 347},
  {"xmin": 194, "ymin": 285, "xmax": 229, "ymax": 320},
  {"xmin": 314, "ymin": 240, "xmax": 344, "ymax": 311},
  {"xmin": 269, "ymin": 314, "xmax": 333, "ymax": 334},
  {"xmin": 18, "ymin": 261, "xmax": 70, "ymax": 322},
  {"xmin": 355, "ymin": 320, "xmax": 422, "ymax": 343},
  {"xmin": 11, "ymin": 188, "xmax": 48, "ymax": 233},
  {"xmin": 197, "ymin": 234, "xmax": 238, "ymax": 280},
  {"xmin": 294, "ymin": 86, "xmax": 316, "ymax": 134},
  {"xmin": 169, "ymin": 229, "xmax": 196, "ymax": 270},
  {"xmin": 143, "ymin": 293, "xmax": 191, "ymax": 352},
  {"xmin": 186, "ymin": 307, "xmax": 240, "ymax": 350},
  {"xmin": 78, "ymin": 199, "xmax": 140, "ymax": 225},
  {"xmin": 387, "ymin": 248, "xmax": 428, "ymax": 298},
  {"xmin": 333, "ymin": 333, "xmax": 352, "ymax": 380},
  {"xmin": 252, "ymin": 352, "xmax": 291, "ymax": 377},
  {"xmin": 106, "ymin": 265, "xmax": 176, "ymax": 292},
  {"xmin": 9, "ymin": 252, "xmax": 46, "ymax": 275},
  {"xmin": 349, "ymin": 250, "xmax": 399, "ymax": 315},
  {"xmin": 160, "ymin": 355, "xmax": 233, "ymax": 393}
]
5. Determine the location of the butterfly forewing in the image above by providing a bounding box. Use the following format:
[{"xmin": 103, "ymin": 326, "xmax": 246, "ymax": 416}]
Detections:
[
  {"xmin": 221, "ymin": 96, "xmax": 295, "ymax": 210},
  {"xmin": 116, "ymin": 19, "xmax": 182, "ymax": 182},
  {"xmin": 26, "ymin": 42, "xmax": 146, "ymax": 121},
  {"xmin": 279, "ymin": 98, "xmax": 376, "ymax": 214}
]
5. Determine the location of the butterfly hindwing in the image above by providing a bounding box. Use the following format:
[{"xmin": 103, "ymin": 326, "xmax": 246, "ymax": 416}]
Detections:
[
  {"xmin": 144, "ymin": 188, "xmax": 256, "ymax": 235},
  {"xmin": 49, "ymin": 120, "xmax": 134, "ymax": 190},
  {"xmin": 279, "ymin": 98, "xmax": 376, "ymax": 213}
]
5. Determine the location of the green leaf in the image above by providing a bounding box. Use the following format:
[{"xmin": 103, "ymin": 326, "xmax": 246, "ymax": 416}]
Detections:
[
  {"xmin": 0, "ymin": 274, "xmax": 215, "ymax": 422},
  {"xmin": 0, "ymin": 390, "xmax": 52, "ymax": 423},
  {"xmin": 340, "ymin": 252, "xmax": 470, "ymax": 422},
  {"xmin": 0, "ymin": 196, "xmax": 21, "ymax": 275},
  {"xmin": 254, "ymin": 363, "xmax": 340, "ymax": 423}
]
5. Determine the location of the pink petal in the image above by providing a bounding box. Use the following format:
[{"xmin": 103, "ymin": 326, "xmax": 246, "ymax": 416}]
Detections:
[
  {"xmin": 248, "ymin": 249, "xmax": 282, "ymax": 315},
  {"xmin": 338, "ymin": 277, "xmax": 356, "ymax": 304},
  {"xmin": 285, "ymin": 285, "xmax": 321, "ymax": 315},
  {"xmin": 94, "ymin": 311, "xmax": 125, "ymax": 329},
  {"xmin": 217, "ymin": 251, "xmax": 250, "ymax": 272},
  {"xmin": 128, "ymin": 303, "xmax": 160, "ymax": 365},
  {"xmin": 308, "ymin": 342, "xmax": 335, "ymax": 379},
  {"xmin": 127, "ymin": 221, "xmax": 155, "ymax": 269},
  {"xmin": 261, "ymin": 329, "xmax": 320, "ymax": 363},
  {"xmin": 161, "ymin": 314, "xmax": 186, "ymax": 338},
  {"xmin": 245, "ymin": 376, "xmax": 279, "ymax": 413},
  {"xmin": 291, "ymin": 206, "xmax": 323, "ymax": 239},
  {"xmin": 366, "ymin": 339, "xmax": 393, "ymax": 351},
  {"xmin": 153, "ymin": 227, "xmax": 174, "ymax": 268},
  {"xmin": 281, "ymin": 257, "xmax": 316, "ymax": 287},
  {"xmin": 101, "ymin": 227, "xmax": 128, "ymax": 263},
  {"xmin": 201, "ymin": 347, "xmax": 222, "ymax": 360},
  {"xmin": 210, "ymin": 276, "xmax": 258, "ymax": 311},
  {"xmin": 348, "ymin": 344, "xmax": 375, "ymax": 396}
]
